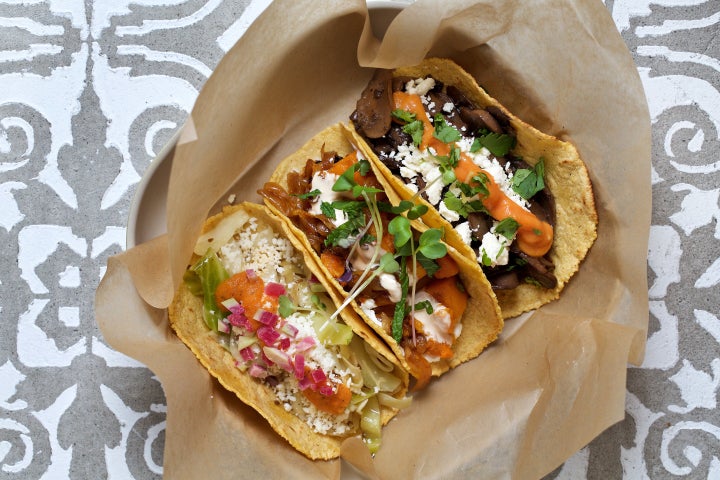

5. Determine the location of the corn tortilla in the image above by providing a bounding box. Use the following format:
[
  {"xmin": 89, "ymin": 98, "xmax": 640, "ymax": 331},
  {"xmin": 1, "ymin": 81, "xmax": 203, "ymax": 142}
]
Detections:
[
  {"xmin": 263, "ymin": 124, "xmax": 504, "ymax": 379},
  {"xmin": 351, "ymin": 58, "xmax": 598, "ymax": 319},
  {"xmin": 168, "ymin": 202, "xmax": 408, "ymax": 460}
]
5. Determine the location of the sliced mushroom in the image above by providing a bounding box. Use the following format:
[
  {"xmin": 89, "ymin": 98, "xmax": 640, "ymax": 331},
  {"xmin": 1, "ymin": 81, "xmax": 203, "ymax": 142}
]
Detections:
[
  {"xmin": 458, "ymin": 107, "xmax": 502, "ymax": 134},
  {"xmin": 354, "ymin": 69, "xmax": 393, "ymax": 139},
  {"xmin": 446, "ymin": 85, "xmax": 474, "ymax": 108},
  {"xmin": 488, "ymin": 271, "xmax": 520, "ymax": 290},
  {"xmin": 517, "ymin": 251, "xmax": 557, "ymax": 289},
  {"xmin": 486, "ymin": 106, "xmax": 511, "ymax": 129},
  {"xmin": 428, "ymin": 91, "xmax": 468, "ymax": 133},
  {"xmin": 529, "ymin": 188, "xmax": 556, "ymax": 227},
  {"xmin": 467, "ymin": 212, "xmax": 491, "ymax": 241}
]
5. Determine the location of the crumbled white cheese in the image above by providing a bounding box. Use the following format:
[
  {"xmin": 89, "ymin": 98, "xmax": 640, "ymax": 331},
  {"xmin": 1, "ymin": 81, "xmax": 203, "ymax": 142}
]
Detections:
[
  {"xmin": 456, "ymin": 137, "xmax": 529, "ymax": 210},
  {"xmin": 217, "ymin": 214, "xmax": 366, "ymax": 436},
  {"xmin": 456, "ymin": 221, "xmax": 472, "ymax": 245},
  {"xmin": 442, "ymin": 102, "xmax": 454, "ymax": 113},
  {"xmin": 478, "ymin": 223, "xmax": 515, "ymax": 267},
  {"xmin": 438, "ymin": 198, "xmax": 460, "ymax": 222},
  {"xmin": 423, "ymin": 174, "xmax": 444, "ymax": 206},
  {"xmin": 219, "ymin": 222, "xmax": 297, "ymax": 282},
  {"xmin": 405, "ymin": 77, "xmax": 436, "ymax": 96},
  {"xmin": 308, "ymin": 172, "xmax": 348, "ymax": 227}
]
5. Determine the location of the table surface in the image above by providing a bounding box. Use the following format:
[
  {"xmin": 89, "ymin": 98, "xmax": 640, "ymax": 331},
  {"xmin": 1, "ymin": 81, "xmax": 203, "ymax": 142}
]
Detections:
[{"xmin": 1, "ymin": 0, "xmax": 718, "ymax": 478}]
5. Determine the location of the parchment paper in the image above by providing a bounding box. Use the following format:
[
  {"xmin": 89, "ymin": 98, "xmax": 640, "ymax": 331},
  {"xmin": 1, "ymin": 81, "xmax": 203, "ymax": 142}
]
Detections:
[{"xmin": 95, "ymin": 0, "xmax": 651, "ymax": 478}]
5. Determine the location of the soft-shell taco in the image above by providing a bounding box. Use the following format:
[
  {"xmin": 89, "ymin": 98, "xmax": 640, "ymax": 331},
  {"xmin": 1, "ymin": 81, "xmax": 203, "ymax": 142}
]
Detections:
[
  {"xmin": 258, "ymin": 124, "xmax": 503, "ymax": 389},
  {"xmin": 169, "ymin": 202, "xmax": 410, "ymax": 459},
  {"xmin": 350, "ymin": 58, "xmax": 598, "ymax": 318}
]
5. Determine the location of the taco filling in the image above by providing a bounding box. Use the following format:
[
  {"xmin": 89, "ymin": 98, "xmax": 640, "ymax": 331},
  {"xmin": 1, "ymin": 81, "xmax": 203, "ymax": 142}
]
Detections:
[
  {"xmin": 351, "ymin": 69, "xmax": 558, "ymax": 291},
  {"xmin": 174, "ymin": 204, "xmax": 409, "ymax": 457},
  {"xmin": 260, "ymin": 149, "xmax": 471, "ymax": 388}
]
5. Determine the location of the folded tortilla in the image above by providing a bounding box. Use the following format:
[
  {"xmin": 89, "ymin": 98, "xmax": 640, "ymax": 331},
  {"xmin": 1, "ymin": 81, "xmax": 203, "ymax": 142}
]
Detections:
[
  {"xmin": 259, "ymin": 124, "xmax": 503, "ymax": 385},
  {"xmin": 349, "ymin": 58, "xmax": 598, "ymax": 319},
  {"xmin": 168, "ymin": 202, "xmax": 409, "ymax": 460}
]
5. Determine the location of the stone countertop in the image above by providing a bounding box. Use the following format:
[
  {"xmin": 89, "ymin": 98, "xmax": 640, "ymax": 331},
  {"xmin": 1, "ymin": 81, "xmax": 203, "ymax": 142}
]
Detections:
[{"xmin": 1, "ymin": 0, "xmax": 718, "ymax": 478}]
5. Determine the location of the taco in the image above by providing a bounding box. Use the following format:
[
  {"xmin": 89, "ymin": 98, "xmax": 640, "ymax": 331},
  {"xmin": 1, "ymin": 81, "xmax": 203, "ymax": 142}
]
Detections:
[
  {"xmin": 349, "ymin": 58, "xmax": 598, "ymax": 319},
  {"xmin": 258, "ymin": 124, "xmax": 503, "ymax": 389},
  {"xmin": 168, "ymin": 202, "xmax": 410, "ymax": 460}
]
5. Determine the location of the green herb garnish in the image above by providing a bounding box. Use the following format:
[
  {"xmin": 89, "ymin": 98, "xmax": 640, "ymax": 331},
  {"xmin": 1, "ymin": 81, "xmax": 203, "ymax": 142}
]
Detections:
[
  {"xmin": 494, "ymin": 217, "xmax": 520, "ymax": 240},
  {"xmin": 388, "ymin": 216, "xmax": 412, "ymax": 250},
  {"xmin": 392, "ymin": 256, "xmax": 410, "ymax": 343},
  {"xmin": 293, "ymin": 189, "xmax": 321, "ymax": 199},
  {"xmin": 414, "ymin": 300, "xmax": 434, "ymax": 314},
  {"xmin": 311, "ymin": 294, "xmax": 327, "ymax": 311},
  {"xmin": 512, "ymin": 159, "xmax": 545, "ymax": 199},
  {"xmin": 433, "ymin": 114, "xmax": 462, "ymax": 143},
  {"xmin": 416, "ymin": 252, "xmax": 440, "ymax": 277},
  {"xmin": 442, "ymin": 191, "xmax": 488, "ymax": 219},
  {"xmin": 392, "ymin": 109, "xmax": 417, "ymax": 123},
  {"xmin": 320, "ymin": 202, "xmax": 336, "ymax": 219},
  {"xmin": 471, "ymin": 131, "xmax": 516, "ymax": 157},
  {"xmin": 403, "ymin": 120, "xmax": 424, "ymax": 147},
  {"xmin": 418, "ymin": 228, "xmax": 447, "ymax": 259}
]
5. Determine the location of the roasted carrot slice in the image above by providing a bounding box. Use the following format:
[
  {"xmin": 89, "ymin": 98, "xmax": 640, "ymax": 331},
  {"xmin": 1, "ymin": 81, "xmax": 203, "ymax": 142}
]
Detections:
[
  {"xmin": 303, "ymin": 382, "xmax": 352, "ymax": 415},
  {"xmin": 215, "ymin": 271, "xmax": 267, "ymax": 320},
  {"xmin": 423, "ymin": 276, "xmax": 468, "ymax": 327},
  {"xmin": 326, "ymin": 151, "xmax": 357, "ymax": 175},
  {"xmin": 433, "ymin": 254, "xmax": 460, "ymax": 279},
  {"xmin": 424, "ymin": 339, "xmax": 454, "ymax": 359},
  {"xmin": 320, "ymin": 251, "xmax": 346, "ymax": 280}
]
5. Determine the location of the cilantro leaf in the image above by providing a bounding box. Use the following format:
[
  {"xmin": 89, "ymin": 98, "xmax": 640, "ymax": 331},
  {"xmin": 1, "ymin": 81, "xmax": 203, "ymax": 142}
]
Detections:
[
  {"xmin": 320, "ymin": 202, "xmax": 336, "ymax": 219},
  {"xmin": 449, "ymin": 145, "xmax": 460, "ymax": 166},
  {"xmin": 494, "ymin": 217, "xmax": 519, "ymax": 240},
  {"xmin": 325, "ymin": 222, "xmax": 358, "ymax": 248},
  {"xmin": 391, "ymin": 109, "xmax": 417, "ymax": 123},
  {"xmin": 511, "ymin": 158, "xmax": 545, "ymax": 199},
  {"xmin": 442, "ymin": 191, "xmax": 488, "ymax": 218},
  {"xmin": 323, "ymin": 202, "xmax": 367, "ymax": 248},
  {"xmin": 481, "ymin": 250, "xmax": 493, "ymax": 266},
  {"xmin": 471, "ymin": 131, "xmax": 516, "ymax": 157},
  {"xmin": 433, "ymin": 114, "xmax": 462, "ymax": 143},
  {"xmin": 442, "ymin": 192, "xmax": 465, "ymax": 215},
  {"xmin": 403, "ymin": 120, "xmax": 424, "ymax": 147},
  {"xmin": 294, "ymin": 189, "xmax": 321, "ymax": 199}
]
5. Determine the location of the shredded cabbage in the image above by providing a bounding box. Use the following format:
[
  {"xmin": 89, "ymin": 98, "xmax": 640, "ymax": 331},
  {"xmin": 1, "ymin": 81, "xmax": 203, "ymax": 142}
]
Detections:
[
  {"xmin": 360, "ymin": 395, "xmax": 382, "ymax": 454},
  {"xmin": 350, "ymin": 338, "xmax": 402, "ymax": 392},
  {"xmin": 189, "ymin": 248, "xmax": 229, "ymax": 331}
]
